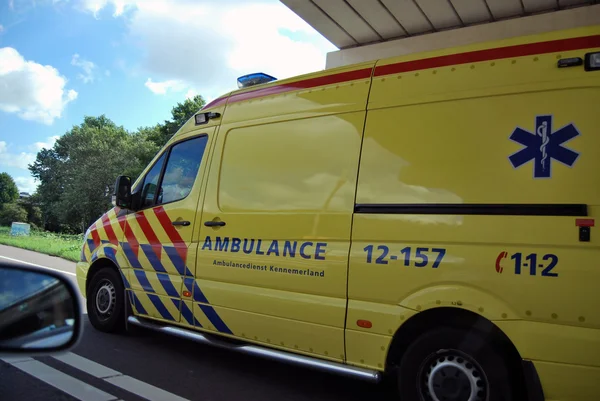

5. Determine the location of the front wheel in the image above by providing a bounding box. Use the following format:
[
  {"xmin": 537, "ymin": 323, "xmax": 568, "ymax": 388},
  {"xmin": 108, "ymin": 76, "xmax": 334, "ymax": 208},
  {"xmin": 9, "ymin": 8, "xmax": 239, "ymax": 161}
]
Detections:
[
  {"xmin": 397, "ymin": 327, "xmax": 518, "ymax": 401},
  {"xmin": 87, "ymin": 268, "xmax": 126, "ymax": 333}
]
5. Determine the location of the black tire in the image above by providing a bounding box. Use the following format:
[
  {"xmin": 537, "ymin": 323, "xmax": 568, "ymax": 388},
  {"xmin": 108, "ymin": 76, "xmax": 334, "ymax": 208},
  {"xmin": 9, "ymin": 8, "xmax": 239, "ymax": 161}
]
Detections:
[
  {"xmin": 397, "ymin": 327, "xmax": 516, "ymax": 401},
  {"xmin": 87, "ymin": 268, "xmax": 126, "ymax": 333}
]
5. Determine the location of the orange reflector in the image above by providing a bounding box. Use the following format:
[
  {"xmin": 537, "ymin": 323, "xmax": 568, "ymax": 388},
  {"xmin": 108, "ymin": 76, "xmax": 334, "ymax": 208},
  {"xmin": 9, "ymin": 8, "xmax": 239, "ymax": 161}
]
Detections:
[
  {"xmin": 357, "ymin": 320, "xmax": 372, "ymax": 329},
  {"xmin": 183, "ymin": 290, "xmax": 192, "ymax": 298},
  {"xmin": 576, "ymin": 219, "xmax": 595, "ymax": 227}
]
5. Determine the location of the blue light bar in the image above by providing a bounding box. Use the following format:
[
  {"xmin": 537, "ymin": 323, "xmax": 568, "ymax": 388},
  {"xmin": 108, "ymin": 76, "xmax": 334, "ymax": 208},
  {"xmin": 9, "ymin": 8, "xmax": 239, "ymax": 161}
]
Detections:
[{"xmin": 237, "ymin": 73, "xmax": 277, "ymax": 89}]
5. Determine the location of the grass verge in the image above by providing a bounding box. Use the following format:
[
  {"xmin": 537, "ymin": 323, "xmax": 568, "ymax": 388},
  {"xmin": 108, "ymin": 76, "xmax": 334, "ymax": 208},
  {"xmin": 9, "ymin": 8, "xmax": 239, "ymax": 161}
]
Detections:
[{"xmin": 0, "ymin": 226, "xmax": 83, "ymax": 262}]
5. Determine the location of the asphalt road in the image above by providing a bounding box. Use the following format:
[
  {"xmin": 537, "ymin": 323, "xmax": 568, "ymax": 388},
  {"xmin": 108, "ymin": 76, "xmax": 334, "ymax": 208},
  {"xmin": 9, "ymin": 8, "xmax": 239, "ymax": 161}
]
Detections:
[{"xmin": 0, "ymin": 245, "xmax": 396, "ymax": 401}]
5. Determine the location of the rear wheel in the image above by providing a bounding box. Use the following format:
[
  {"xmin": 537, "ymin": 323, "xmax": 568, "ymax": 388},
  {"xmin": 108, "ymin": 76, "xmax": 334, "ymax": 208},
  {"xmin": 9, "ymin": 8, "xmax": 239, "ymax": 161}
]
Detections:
[
  {"xmin": 87, "ymin": 268, "xmax": 125, "ymax": 333},
  {"xmin": 397, "ymin": 327, "xmax": 516, "ymax": 401}
]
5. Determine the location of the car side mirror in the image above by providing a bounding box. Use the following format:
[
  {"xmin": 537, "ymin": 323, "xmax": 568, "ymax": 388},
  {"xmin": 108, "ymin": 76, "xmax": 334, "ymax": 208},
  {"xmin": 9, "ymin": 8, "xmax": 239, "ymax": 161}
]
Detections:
[
  {"xmin": 0, "ymin": 262, "xmax": 82, "ymax": 356},
  {"xmin": 113, "ymin": 175, "xmax": 132, "ymax": 209}
]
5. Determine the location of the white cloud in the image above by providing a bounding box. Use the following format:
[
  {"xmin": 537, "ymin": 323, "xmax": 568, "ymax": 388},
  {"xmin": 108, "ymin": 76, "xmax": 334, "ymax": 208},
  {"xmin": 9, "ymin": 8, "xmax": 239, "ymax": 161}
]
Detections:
[
  {"xmin": 184, "ymin": 88, "xmax": 197, "ymax": 100},
  {"xmin": 111, "ymin": 0, "xmax": 133, "ymax": 16},
  {"xmin": 144, "ymin": 78, "xmax": 187, "ymax": 95},
  {"xmin": 105, "ymin": 69, "xmax": 111, "ymax": 76},
  {"xmin": 0, "ymin": 47, "xmax": 78, "ymax": 125},
  {"xmin": 71, "ymin": 53, "xmax": 96, "ymax": 83},
  {"xmin": 80, "ymin": 1, "xmax": 336, "ymax": 100},
  {"xmin": 29, "ymin": 135, "xmax": 59, "ymax": 152},
  {"xmin": 14, "ymin": 176, "xmax": 37, "ymax": 194},
  {"xmin": 0, "ymin": 141, "xmax": 36, "ymax": 170},
  {"xmin": 80, "ymin": 0, "xmax": 135, "ymax": 18},
  {"xmin": 0, "ymin": 25, "xmax": 4, "ymax": 33},
  {"xmin": 144, "ymin": 80, "xmax": 200, "ymax": 100}
]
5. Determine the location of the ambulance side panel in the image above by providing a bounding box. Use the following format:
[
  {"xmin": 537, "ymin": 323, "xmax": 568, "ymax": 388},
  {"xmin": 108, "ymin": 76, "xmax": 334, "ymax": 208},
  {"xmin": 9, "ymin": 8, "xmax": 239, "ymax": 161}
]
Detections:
[
  {"xmin": 192, "ymin": 63, "xmax": 374, "ymax": 361},
  {"xmin": 348, "ymin": 25, "xmax": 600, "ymax": 393}
]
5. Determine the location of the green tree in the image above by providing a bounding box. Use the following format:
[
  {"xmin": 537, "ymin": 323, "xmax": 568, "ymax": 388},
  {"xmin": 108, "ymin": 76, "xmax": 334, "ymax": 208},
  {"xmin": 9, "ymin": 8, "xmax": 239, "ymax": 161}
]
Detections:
[
  {"xmin": 30, "ymin": 115, "xmax": 159, "ymax": 232},
  {"xmin": 170, "ymin": 95, "xmax": 206, "ymax": 127},
  {"xmin": 19, "ymin": 194, "xmax": 43, "ymax": 228},
  {"xmin": 151, "ymin": 95, "xmax": 206, "ymax": 147},
  {"xmin": 28, "ymin": 148, "xmax": 64, "ymax": 231},
  {"xmin": 0, "ymin": 172, "xmax": 19, "ymax": 205},
  {"xmin": 28, "ymin": 94, "xmax": 204, "ymax": 233},
  {"xmin": 126, "ymin": 126, "xmax": 161, "ymax": 179},
  {"xmin": 0, "ymin": 203, "xmax": 28, "ymax": 226}
]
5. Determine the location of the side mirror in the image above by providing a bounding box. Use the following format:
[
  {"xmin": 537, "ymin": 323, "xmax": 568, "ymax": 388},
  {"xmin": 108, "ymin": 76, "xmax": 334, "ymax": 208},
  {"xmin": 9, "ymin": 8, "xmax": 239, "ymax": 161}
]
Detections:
[
  {"xmin": 0, "ymin": 262, "xmax": 82, "ymax": 355},
  {"xmin": 113, "ymin": 175, "xmax": 132, "ymax": 209}
]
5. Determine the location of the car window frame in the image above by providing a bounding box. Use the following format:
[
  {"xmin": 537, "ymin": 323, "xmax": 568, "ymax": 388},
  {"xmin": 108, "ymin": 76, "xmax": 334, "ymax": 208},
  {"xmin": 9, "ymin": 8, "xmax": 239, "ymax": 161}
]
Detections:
[
  {"xmin": 136, "ymin": 134, "xmax": 209, "ymax": 211},
  {"xmin": 138, "ymin": 152, "xmax": 167, "ymax": 210}
]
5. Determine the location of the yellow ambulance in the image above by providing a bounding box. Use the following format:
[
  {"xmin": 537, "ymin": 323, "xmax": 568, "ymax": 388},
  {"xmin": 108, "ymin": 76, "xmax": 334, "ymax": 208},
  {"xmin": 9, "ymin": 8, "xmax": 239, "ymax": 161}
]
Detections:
[{"xmin": 77, "ymin": 25, "xmax": 600, "ymax": 401}]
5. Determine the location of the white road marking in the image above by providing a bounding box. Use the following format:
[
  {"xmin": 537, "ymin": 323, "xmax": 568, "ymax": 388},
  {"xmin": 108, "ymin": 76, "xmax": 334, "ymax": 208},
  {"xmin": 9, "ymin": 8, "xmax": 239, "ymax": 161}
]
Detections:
[
  {"xmin": 0, "ymin": 249, "xmax": 189, "ymax": 401},
  {"xmin": 54, "ymin": 352, "xmax": 121, "ymax": 378},
  {"xmin": 106, "ymin": 375, "xmax": 190, "ymax": 401},
  {"xmin": 52, "ymin": 352, "xmax": 191, "ymax": 401},
  {"xmin": 0, "ymin": 255, "xmax": 76, "ymax": 276},
  {"xmin": 4, "ymin": 352, "xmax": 191, "ymax": 401},
  {"xmin": 2, "ymin": 358, "xmax": 117, "ymax": 401},
  {"xmin": 1, "ymin": 356, "xmax": 34, "ymax": 363}
]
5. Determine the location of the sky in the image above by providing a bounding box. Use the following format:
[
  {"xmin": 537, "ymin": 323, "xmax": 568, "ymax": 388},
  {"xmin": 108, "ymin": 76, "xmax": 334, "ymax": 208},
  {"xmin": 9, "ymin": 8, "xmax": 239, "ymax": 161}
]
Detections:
[{"xmin": 0, "ymin": 0, "xmax": 336, "ymax": 193}]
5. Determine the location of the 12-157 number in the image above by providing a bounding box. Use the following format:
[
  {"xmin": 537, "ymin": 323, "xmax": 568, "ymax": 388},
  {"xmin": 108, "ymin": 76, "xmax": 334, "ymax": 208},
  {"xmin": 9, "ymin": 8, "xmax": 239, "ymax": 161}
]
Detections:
[{"xmin": 363, "ymin": 245, "xmax": 446, "ymax": 268}]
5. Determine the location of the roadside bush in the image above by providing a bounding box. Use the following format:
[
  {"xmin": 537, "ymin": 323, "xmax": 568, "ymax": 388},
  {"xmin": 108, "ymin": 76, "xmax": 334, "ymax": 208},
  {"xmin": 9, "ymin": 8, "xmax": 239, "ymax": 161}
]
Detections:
[
  {"xmin": 0, "ymin": 226, "xmax": 83, "ymax": 261},
  {"xmin": 0, "ymin": 203, "xmax": 28, "ymax": 226}
]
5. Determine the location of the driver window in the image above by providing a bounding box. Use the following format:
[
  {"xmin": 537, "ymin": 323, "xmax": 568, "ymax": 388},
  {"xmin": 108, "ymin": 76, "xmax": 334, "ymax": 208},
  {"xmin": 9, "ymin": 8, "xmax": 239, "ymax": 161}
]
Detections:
[
  {"xmin": 140, "ymin": 153, "xmax": 166, "ymax": 209},
  {"xmin": 158, "ymin": 136, "xmax": 208, "ymax": 205},
  {"xmin": 136, "ymin": 136, "xmax": 207, "ymax": 209}
]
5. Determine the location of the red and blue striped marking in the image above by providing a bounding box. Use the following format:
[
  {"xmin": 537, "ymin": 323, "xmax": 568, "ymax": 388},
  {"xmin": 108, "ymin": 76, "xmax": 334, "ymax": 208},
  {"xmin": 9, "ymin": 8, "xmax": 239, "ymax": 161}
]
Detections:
[{"xmin": 89, "ymin": 205, "xmax": 233, "ymax": 334}]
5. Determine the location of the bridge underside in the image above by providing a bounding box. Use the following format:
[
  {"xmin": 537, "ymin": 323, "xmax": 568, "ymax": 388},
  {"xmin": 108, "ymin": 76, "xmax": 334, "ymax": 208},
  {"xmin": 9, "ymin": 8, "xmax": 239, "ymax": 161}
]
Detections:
[{"xmin": 280, "ymin": 0, "xmax": 599, "ymax": 68}]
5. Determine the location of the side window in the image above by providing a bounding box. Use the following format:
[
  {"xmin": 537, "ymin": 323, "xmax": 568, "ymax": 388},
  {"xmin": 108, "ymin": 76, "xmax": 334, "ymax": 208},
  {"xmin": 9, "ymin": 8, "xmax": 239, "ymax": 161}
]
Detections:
[
  {"xmin": 140, "ymin": 153, "xmax": 166, "ymax": 209},
  {"xmin": 158, "ymin": 136, "xmax": 208, "ymax": 205}
]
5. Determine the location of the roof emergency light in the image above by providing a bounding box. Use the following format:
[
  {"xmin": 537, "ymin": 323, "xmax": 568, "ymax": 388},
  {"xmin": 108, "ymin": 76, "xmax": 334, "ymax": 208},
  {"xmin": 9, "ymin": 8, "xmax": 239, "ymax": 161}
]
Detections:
[{"xmin": 237, "ymin": 73, "xmax": 277, "ymax": 89}]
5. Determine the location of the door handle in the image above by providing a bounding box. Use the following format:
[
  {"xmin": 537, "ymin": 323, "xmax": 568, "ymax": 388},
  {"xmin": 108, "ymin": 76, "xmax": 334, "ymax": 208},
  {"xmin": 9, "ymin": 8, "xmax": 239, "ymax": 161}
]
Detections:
[
  {"xmin": 204, "ymin": 220, "xmax": 226, "ymax": 227},
  {"xmin": 172, "ymin": 220, "xmax": 190, "ymax": 226}
]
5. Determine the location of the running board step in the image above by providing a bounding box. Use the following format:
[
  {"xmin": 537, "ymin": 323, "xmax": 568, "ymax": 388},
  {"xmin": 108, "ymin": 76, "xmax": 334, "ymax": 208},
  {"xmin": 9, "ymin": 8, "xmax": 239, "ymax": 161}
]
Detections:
[{"xmin": 127, "ymin": 316, "xmax": 381, "ymax": 383}]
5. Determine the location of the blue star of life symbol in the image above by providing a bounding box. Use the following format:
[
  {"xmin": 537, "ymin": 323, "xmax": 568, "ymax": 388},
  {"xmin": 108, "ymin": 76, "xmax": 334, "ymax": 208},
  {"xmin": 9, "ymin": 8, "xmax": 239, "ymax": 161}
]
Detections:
[{"xmin": 508, "ymin": 115, "xmax": 580, "ymax": 179}]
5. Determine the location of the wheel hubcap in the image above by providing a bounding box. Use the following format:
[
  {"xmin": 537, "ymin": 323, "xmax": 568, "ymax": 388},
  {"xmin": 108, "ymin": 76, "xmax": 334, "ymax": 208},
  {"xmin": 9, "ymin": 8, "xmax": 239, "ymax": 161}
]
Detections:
[
  {"xmin": 95, "ymin": 280, "xmax": 116, "ymax": 318},
  {"xmin": 421, "ymin": 350, "xmax": 487, "ymax": 401}
]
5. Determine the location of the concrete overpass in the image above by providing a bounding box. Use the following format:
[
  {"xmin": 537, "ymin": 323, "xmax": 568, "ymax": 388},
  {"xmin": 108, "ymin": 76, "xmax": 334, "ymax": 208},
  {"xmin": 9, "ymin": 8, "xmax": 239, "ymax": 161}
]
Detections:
[{"xmin": 280, "ymin": 0, "xmax": 600, "ymax": 68}]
